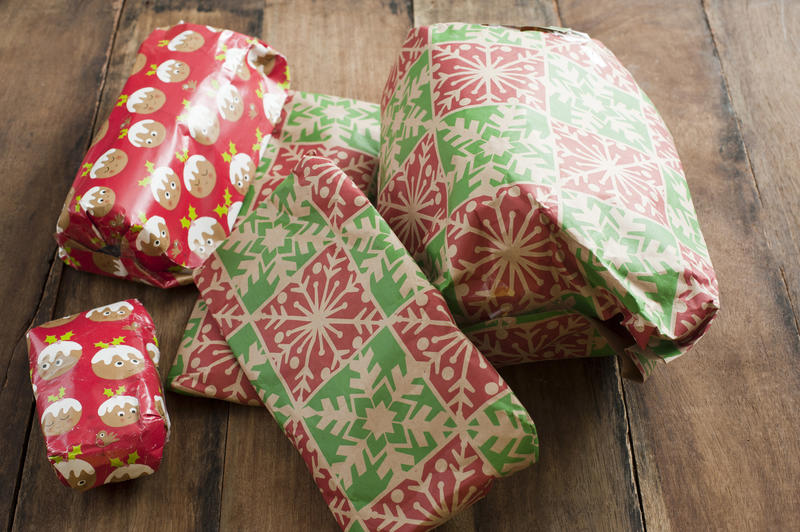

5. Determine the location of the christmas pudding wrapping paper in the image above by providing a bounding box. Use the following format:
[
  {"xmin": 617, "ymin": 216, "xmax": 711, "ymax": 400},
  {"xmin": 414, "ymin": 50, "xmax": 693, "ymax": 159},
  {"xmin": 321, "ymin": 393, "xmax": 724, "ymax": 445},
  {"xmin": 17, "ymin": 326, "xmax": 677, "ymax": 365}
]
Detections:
[
  {"xmin": 194, "ymin": 155, "xmax": 538, "ymax": 530},
  {"xmin": 377, "ymin": 23, "xmax": 720, "ymax": 379},
  {"xmin": 26, "ymin": 299, "xmax": 170, "ymax": 490},
  {"xmin": 55, "ymin": 22, "xmax": 290, "ymax": 288},
  {"xmin": 168, "ymin": 90, "xmax": 381, "ymax": 404}
]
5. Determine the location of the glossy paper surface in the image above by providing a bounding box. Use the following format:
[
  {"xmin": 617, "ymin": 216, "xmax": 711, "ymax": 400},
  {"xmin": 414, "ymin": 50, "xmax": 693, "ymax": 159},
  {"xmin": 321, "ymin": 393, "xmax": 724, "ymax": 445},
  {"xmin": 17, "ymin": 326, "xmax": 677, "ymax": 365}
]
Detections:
[
  {"xmin": 377, "ymin": 24, "xmax": 720, "ymax": 379},
  {"xmin": 55, "ymin": 23, "xmax": 289, "ymax": 288},
  {"xmin": 26, "ymin": 299, "xmax": 169, "ymax": 490},
  {"xmin": 169, "ymin": 91, "xmax": 380, "ymax": 404},
  {"xmin": 194, "ymin": 156, "xmax": 538, "ymax": 531}
]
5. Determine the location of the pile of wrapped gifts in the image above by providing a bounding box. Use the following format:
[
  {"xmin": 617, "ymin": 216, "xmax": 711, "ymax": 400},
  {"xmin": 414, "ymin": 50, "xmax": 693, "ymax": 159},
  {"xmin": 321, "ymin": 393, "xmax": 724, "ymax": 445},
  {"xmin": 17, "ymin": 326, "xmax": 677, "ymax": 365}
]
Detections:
[{"xmin": 27, "ymin": 22, "xmax": 719, "ymax": 530}]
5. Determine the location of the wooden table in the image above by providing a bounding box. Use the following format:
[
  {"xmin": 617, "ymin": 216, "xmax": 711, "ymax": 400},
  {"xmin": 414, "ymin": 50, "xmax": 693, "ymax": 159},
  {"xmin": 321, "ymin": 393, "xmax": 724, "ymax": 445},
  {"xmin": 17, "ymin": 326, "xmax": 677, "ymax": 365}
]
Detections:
[{"xmin": 2, "ymin": 0, "xmax": 797, "ymax": 530}]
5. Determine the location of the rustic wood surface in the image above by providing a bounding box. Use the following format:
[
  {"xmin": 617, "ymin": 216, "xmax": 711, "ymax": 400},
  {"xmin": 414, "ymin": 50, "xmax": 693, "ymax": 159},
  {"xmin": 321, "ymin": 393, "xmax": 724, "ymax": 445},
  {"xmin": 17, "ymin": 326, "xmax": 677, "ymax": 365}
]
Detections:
[{"xmin": 1, "ymin": 0, "xmax": 797, "ymax": 530}]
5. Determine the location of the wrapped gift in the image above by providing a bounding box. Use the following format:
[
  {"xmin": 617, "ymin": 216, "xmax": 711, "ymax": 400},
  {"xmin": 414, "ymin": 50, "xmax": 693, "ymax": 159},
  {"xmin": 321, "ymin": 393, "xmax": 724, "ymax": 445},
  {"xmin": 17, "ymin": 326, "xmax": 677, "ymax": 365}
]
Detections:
[
  {"xmin": 194, "ymin": 155, "xmax": 538, "ymax": 530},
  {"xmin": 55, "ymin": 22, "xmax": 289, "ymax": 287},
  {"xmin": 377, "ymin": 23, "xmax": 719, "ymax": 379},
  {"xmin": 168, "ymin": 91, "xmax": 380, "ymax": 404},
  {"xmin": 26, "ymin": 300, "xmax": 169, "ymax": 490}
]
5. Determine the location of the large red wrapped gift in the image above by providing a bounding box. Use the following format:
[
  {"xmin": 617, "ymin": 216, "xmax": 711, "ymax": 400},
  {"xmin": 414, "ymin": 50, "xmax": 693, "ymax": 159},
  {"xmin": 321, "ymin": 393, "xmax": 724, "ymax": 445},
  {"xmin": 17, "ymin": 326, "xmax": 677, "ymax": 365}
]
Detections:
[{"xmin": 55, "ymin": 23, "xmax": 290, "ymax": 287}]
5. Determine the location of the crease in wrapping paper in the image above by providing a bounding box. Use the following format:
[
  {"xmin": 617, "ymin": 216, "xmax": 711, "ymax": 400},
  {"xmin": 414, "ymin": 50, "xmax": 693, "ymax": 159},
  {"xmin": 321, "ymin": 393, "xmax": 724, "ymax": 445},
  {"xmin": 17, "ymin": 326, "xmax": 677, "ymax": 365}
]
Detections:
[
  {"xmin": 194, "ymin": 155, "xmax": 537, "ymax": 531},
  {"xmin": 55, "ymin": 22, "xmax": 290, "ymax": 287},
  {"xmin": 26, "ymin": 299, "xmax": 170, "ymax": 490},
  {"xmin": 168, "ymin": 91, "xmax": 381, "ymax": 404},
  {"xmin": 376, "ymin": 23, "xmax": 720, "ymax": 380}
]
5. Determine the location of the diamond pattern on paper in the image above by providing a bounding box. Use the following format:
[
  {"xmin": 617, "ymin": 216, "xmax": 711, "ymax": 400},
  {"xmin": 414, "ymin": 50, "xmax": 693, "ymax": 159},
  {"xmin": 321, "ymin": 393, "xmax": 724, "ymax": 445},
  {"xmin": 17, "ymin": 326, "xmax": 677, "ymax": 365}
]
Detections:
[
  {"xmin": 377, "ymin": 23, "xmax": 719, "ymax": 378},
  {"xmin": 194, "ymin": 155, "xmax": 538, "ymax": 530}
]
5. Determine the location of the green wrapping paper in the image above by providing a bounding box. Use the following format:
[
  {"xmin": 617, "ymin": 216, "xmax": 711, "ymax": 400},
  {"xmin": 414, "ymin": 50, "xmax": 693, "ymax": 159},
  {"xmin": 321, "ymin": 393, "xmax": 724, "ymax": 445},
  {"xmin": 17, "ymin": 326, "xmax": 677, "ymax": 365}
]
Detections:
[
  {"xmin": 377, "ymin": 23, "xmax": 719, "ymax": 379},
  {"xmin": 194, "ymin": 155, "xmax": 537, "ymax": 530},
  {"xmin": 168, "ymin": 91, "xmax": 380, "ymax": 404}
]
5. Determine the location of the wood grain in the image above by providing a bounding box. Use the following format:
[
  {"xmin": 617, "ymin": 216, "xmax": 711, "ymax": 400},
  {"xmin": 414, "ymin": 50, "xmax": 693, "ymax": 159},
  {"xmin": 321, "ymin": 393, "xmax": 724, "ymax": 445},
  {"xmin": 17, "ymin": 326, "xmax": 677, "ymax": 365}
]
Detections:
[
  {"xmin": 412, "ymin": 1, "xmax": 645, "ymax": 530},
  {"xmin": 218, "ymin": 2, "xmax": 416, "ymax": 529},
  {"xmin": 703, "ymin": 1, "xmax": 800, "ymax": 328},
  {"xmin": 556, "ymin": 0, "xmax": 800, "ymax": 529},
  {"xmin": 10, "ymin": 1, "xmax": 269, "ymax": 530},
  {"xmin": 0, "ymin": 0, "xmax": 123, "ymax": 528}
]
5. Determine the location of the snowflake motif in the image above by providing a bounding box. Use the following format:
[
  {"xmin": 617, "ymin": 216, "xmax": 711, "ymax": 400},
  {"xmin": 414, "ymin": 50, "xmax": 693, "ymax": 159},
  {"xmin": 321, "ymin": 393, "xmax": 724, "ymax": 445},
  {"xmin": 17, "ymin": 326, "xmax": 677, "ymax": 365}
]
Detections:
[
  {"xmin": 448, "ymin": 184, "xmax": 580, "ymax": 322},
  {"xmin": 554, "ymin": 121, "xmax": 668, "ymax": 224},
  {"xmin": 364, "ymin": 436, "xmax": 489, "ymax": 530},
  {"xmin": 431, "ymin": 42, "xmax": 546, "ymax": 115},
  {"xmin": 254, "ymin": 245, "xmax": 382, "ymax": 402},
  {"xmin": 465, "ymin": 313, "xmax": 606, "ymax": 366},
  {"xmin": 378, "ymin": 133, "xmax": 447, "ymax": 260}
]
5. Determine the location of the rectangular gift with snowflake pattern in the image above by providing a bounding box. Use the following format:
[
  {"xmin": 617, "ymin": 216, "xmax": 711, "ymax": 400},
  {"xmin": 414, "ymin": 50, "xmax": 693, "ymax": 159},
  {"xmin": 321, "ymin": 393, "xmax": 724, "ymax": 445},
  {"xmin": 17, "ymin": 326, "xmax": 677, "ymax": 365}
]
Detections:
[
  {"xmin": 168, "ymin": 90, "xmax": 381, "ymax": 404},
  {"xmin": 194, "ymin": 155, "xmax": 538, "ymax": 531}
]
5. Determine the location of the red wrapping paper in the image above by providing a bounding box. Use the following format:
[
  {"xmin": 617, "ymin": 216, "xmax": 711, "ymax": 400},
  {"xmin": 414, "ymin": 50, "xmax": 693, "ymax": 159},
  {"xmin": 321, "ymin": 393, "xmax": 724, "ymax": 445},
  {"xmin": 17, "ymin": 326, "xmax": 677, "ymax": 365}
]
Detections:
[
  {"xmin": 55, "ymin": 23, "xmax": 289, "ymax": 287},
  {"xmin": 26, "ymin": 299, "xmax": 169, "ymax": 490}
]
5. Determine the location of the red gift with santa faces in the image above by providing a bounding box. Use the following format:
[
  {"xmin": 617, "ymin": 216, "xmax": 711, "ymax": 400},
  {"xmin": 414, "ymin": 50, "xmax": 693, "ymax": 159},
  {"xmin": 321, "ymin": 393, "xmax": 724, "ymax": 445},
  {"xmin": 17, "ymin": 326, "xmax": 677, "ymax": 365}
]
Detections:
[
  {"xmin": 26, "ymin": 299, "xmax": 169, "ymax": 490},
  {"xmin": 55, "ymin": 23, "xmax": 290, "ymax": 288}
]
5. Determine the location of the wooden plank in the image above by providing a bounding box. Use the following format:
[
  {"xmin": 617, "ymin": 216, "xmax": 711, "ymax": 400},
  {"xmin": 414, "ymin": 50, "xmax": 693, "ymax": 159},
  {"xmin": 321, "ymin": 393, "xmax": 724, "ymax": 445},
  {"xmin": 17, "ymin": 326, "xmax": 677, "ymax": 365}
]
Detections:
[
  {"xmin": 216, "ymin": 1, "xmax": 413, "ymax": 530},
  {"xmin": 704, "ymin": 0, "xmax": 800, "ymax": 332},
  {"xmin": 409, "ymin": 2, "xmax": 645, "ymax": 530},
  {"xmin": 10, "ymin": 2, "xmax": 269, "ymax": 530},
  {"xmin": 555, "ymin": 0, "xmax": 800, "ymax": 529},
  {"xmin": 0, "ymin": 0, "xmax": 123, "ymax": 528}
]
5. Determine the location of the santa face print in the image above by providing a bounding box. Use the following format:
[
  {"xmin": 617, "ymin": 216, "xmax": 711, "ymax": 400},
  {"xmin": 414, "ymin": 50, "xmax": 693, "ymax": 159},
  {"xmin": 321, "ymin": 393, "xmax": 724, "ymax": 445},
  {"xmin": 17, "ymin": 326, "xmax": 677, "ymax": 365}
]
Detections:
[
  {"xmin": 79, "ymin": 186, "xmax": 115, "ymax": 217},
  {"xmin": 136, "ymin": 216, "xmax": 170, "ymax": 256},
  {"xmin": 128, "ymin": 120, "xmax": 167, "ymax": 148},
  {"xmin": 41, "ymin": 398, "xmax": 82, "ymax": 437},
  {"xmin": 131, "ymin": 53, "xmax": 147, "ymax": 75},
  {"xmin": 217, "ymin": 83, "xmax": 243, "ymax": 121},
  {"xmin": 90, "ymin": 149, "xmax": 128, "ymax": 179},
  {"xmin": 92, "ymin": 253, "xmax": 127, "ymax": 278},
  {"xmin": 54, "ymin": 460, "xmax": 96, "ymax": 492},
  {"xmin": 146, "ymin": 342, "xmax": 160, "ymax": 364},
  {"xmin": 248, "ymin": 44, "xmax": 277, "ymax": 76},
  {"xmin": 37, "ymin": 341, "xmax": 82, "ymax": 380},
  {"xmin": 105, "ymin": 464, "xmax": 154, "ymax": 484},
  {"xmin": 187, "ymin": 105, "xmax": 220, "ymax": 146},
  {"xmin": 229, "ymin": 153, "xmax": 255, "ymax": 195},
  {"xmin": 168, "ymin": 30, "xmax": 204, "ymax": 52},
  {"xmin": 183, "ymin": 155, "xmax": 217, "ymax": 198},
  {"xmin": 86, "ymin": 301, "xmax": 134, "ymax": 322},
  {"xmin": 188, "ymin": 217, "xmax": 226, "ymax": 260},
  {"xmin": 156, "ymin": 59, "xmax": 190, "ymax": 83},
  {"xmin": 150, "ymin": 167, "xmax": 181, "ymax": 210},
  {"xmin": 127, "ymin": 87, "xmax": 167, "ymax": 114},
  {"xmin": 223, "ymin": 48, "xmax": 251, "ymax": 80},
  {"xmin": 91, "ymin": 119, "xmax": 109, "ymax": 147},
  {"xmin": 91, "ymin": 346, "xmax": 146, "ymax": 380},
  {"xmin": 97, "ymin": 396, "xmax": 139, "ymax": 427},
  {"xmin": 56, "ymin": 187, "xmax": 75, "ymax": 234}
]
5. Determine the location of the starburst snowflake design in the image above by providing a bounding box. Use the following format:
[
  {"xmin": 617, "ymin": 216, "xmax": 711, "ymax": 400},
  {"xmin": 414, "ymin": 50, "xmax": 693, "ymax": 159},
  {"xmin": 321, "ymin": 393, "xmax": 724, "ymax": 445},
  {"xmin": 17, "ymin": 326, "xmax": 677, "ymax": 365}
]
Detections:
[{"xmin": 431, "ymin": 42, "xmax": 546, "ymax": 115}]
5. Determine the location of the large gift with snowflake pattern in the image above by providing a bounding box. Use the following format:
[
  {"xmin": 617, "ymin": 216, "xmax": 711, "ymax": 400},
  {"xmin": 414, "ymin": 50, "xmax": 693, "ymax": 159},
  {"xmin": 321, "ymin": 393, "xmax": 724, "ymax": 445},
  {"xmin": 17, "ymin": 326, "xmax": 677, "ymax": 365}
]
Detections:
[
  {"xmin": 168, "ymin": 90, "xmax": 381, "ymax": 404},
  {"xmin": 377, "ymin": 23, "xmax": 720, "ymax": 379},
  {"xmin": 194, "ymin": 155, "xmax": 538, "ymax": 530},
  {"xmin": 55, "ymin": 22, "xmax": 289, "ymax": 288},
  {"xmin": 26, "ymin": 299, "xmax": 170, "ymax": 490}
]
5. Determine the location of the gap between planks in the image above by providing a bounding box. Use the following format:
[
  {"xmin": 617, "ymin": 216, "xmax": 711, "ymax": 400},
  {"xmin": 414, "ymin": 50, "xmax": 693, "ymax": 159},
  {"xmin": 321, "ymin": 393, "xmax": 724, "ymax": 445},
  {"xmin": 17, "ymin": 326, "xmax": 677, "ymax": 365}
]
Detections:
[{"xmin": 698, "ymin": 0, "xmax": 800, "ymax": 339}]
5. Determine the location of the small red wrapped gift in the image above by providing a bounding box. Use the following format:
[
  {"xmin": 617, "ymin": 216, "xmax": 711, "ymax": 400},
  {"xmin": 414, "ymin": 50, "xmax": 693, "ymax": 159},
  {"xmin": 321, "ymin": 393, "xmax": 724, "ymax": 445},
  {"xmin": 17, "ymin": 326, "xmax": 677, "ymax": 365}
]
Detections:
[{"xmin": 26, "ymin": 299, "xmax": 169, "ymax": 490}]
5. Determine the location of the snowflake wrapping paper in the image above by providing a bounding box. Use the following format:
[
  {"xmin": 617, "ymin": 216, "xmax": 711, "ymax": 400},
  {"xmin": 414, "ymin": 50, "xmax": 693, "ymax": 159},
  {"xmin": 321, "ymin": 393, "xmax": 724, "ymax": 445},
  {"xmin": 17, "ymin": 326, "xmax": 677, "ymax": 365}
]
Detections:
[
  {"xmin": 194, "ymin": 155, "xmax": 538, "ymax": 530},
  {"xmin": 377, "ymin": 23, "xmax": 720, "ymax": 379},
  {"xmin": 26, "ymin": 299, "xmax": 170, "ymax": 490},
  {"xmin": 168, "ymin": 90, "xmax": 381, "ymax": 404},
  {"xmin": 55, "ymin": 22, "xmax": 290, "ymax": 288}
]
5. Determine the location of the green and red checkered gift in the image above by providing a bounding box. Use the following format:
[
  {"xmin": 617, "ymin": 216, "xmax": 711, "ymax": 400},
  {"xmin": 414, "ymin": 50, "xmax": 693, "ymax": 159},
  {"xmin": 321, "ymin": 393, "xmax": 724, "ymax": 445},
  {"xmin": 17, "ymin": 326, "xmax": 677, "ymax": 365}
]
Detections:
[
  {"xmin": 169, "ymin": 91, "xmax": 380, "ymax": 404},
  {"xmin": 377, "ymin": 23, "xmax": 719, "ymax": 379},
  {"xmin": 194, "ymin": 155, "xmax": 538, "ymax": 530}
]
